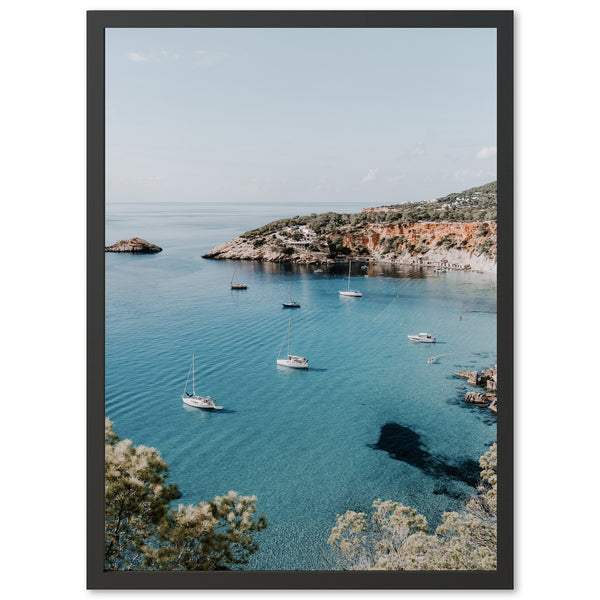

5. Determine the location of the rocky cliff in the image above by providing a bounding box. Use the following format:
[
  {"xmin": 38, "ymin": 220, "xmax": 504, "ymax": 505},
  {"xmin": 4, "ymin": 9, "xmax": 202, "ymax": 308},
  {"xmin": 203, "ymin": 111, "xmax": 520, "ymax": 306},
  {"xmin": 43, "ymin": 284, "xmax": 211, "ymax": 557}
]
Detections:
[{"xmin": 202, "ymin": 221, "xmax": 496, "ymax": 273}]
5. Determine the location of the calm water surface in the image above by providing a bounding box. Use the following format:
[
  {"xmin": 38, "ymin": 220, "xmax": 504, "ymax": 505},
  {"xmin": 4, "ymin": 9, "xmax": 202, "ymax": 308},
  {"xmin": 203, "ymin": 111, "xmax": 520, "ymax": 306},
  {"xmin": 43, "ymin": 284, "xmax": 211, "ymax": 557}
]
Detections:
[{"xmin": 105, "ymin": 202, "xmax": 497, "ymax": 570}]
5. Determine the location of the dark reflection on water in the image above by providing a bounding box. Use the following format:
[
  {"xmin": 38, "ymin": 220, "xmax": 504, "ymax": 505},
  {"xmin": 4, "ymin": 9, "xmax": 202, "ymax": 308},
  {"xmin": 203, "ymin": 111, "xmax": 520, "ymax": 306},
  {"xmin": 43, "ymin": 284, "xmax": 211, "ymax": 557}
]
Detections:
[
  {"xmin": 210, "ymin": 259, "xmax": 437, "ymax": 279},
  {"xmin": 368, "ymin": 422, "xmax": 480, "ymax": 488}
]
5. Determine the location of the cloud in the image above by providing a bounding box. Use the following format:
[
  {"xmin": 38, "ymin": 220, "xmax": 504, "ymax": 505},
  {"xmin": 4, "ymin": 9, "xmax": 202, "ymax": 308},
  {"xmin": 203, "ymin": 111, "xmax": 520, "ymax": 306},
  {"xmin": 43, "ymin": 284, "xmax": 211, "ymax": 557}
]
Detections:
[
  {"xmin": 475, "ymin": 146, "xmax": 497, "ymax": 160},
  {"xmin": 127, "ymin": 52, "xmax": 150, "ymax": 62},
  {"xmin": 361, "ymin": 168, "xmax": 379, "ymax": 184}
]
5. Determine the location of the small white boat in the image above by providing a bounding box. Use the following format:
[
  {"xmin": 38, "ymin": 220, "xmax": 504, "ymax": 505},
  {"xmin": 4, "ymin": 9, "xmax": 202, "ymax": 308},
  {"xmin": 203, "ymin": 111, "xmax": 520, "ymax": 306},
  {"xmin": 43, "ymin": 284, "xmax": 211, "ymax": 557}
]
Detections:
[
  {"xmin": 408, "ymin": 332, "xmax": 437, "ymax": 343},
  {"xmin": 277, "ymin": 316, "xmax": 308, "ymax": 369},
  {"xmin": 314, "ymin": 268, "xmax": 323, "ymax": 274},
  {"xmin": 181, "ymin": 355, "xmax": 223, "ymax": 410},
  {"xmin": 277, "ymin": 354, "xmax": 309, "ymax": 369},
  {"xmin": 434, "ymin": 269, "xmax": 446, "ymax": 274},
  {"xmin": 339, "ymin": 261, "xmax": 362, "ymax": 297},
  {"xmin": 282, "ymin": 282, "xmax": 301, "ymax": 308}
]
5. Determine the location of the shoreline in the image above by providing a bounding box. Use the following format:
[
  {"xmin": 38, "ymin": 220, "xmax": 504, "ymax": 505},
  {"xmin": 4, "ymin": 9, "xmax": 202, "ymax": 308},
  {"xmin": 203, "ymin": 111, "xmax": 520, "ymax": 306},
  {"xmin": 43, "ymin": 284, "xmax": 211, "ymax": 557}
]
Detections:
[{"xmin": 202, "ymin": 245, "xmax": 497, "ymax": 275}]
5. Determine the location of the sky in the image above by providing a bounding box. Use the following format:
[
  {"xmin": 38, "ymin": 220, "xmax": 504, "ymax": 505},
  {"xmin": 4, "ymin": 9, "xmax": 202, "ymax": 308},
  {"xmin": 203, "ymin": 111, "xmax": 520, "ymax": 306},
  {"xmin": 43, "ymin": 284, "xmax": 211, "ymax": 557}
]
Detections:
[{"xmin": 106, "ymin": 28, "xmax": 497, "ymax": 207}]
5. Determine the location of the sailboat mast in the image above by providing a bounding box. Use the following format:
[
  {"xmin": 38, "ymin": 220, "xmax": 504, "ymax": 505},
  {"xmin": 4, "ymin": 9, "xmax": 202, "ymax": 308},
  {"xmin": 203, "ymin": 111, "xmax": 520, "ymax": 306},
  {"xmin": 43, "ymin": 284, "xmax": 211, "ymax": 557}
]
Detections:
[
  {"xmin": 287, "ymin": 316, "xmax": 291, "ymax": 356},
  {"xmin": 192, "ymin": 354, "xmax": 195, "ymax": 395},
  {"xmin": 348, "ymin": 261, "xmax": 351, "ymax": 290}
]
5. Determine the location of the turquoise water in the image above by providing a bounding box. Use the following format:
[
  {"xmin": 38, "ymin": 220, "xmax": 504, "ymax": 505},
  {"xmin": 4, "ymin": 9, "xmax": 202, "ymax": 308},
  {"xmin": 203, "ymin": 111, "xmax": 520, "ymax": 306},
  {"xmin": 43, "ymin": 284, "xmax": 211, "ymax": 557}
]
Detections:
[{"xmin": 105, "ymin": 202, "xmax": 497, "ymax": 570}]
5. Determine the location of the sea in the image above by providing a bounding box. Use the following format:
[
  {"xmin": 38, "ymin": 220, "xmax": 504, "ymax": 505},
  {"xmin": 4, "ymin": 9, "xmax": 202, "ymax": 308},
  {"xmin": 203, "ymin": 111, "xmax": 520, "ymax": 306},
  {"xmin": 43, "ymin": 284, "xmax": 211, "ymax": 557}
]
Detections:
[{"xmin": 105, "ymin": 201, "xmax": 497, "ymax": 571}]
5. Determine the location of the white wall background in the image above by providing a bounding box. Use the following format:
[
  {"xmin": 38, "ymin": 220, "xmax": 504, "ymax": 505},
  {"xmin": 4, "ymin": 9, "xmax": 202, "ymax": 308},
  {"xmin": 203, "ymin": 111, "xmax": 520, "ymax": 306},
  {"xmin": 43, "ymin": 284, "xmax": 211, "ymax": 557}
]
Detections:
[{"xmin": 2, "ymin": 1, "xmax": 598, "ymax": 598}]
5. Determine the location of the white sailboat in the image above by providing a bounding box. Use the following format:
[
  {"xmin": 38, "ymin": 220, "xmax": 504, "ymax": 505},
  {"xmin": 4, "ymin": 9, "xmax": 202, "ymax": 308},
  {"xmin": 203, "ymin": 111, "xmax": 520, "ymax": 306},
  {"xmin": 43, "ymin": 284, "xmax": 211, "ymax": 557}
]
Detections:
[
  {"xmin": 276, "ymin": 316, "xmax": 308, "ymax": 369},
  {"xmin": 182, "ymin": 355, "xmax": 223, "ymax": 410},
  {"xmin": 339, "ymin": 261, "xmax": 362, "ymax": 297},
  {"xmin": 282, "ymin": 282, "xmax": 301, "ymax": 308}
]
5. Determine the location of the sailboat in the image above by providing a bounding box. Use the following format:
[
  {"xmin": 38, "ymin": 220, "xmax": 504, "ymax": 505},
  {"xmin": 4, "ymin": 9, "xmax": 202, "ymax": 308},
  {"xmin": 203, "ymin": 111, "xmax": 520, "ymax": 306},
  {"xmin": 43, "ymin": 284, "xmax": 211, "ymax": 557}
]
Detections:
[
  {"xmin": 338, "ymin": 261, "xmax": 363, "ymax": 297},
  {"xmin": 181, "ymin": 355, "xmax": 223, "ymax": 410},
  {"xmin": 282, "ymin": 282, "xmax": 301, "ymax": 308},
  {"xmin": 230, "ymin": 270, "xmax": 247, "ymax": 290},
  {"xmin": 276, "ymin": 316, "xmax": 308, "ymax": 368}
]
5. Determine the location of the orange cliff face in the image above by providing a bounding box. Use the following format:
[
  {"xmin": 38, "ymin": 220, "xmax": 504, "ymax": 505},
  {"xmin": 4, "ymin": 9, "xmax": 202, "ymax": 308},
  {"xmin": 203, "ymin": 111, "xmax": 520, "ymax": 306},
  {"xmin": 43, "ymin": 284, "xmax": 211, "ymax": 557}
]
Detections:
[
  {"xmin": 202, "ymin": 221, "xmax": 497, "ymax": 272},
  {"xmin": 331, "ymin": 221, "xmax": 497, "ymax": 266}
]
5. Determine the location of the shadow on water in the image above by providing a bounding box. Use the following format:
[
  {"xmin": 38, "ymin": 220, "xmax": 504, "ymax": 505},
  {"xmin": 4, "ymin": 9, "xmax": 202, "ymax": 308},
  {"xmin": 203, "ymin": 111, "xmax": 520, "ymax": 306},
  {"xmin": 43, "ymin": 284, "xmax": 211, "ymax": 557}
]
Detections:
[
  {"xmin": 182, "ymin": 405, "xmax": 237, "ymax": 415},
  {"xmin": 368, "ymin": 423, "xmax": 480, "ymax": 488}
]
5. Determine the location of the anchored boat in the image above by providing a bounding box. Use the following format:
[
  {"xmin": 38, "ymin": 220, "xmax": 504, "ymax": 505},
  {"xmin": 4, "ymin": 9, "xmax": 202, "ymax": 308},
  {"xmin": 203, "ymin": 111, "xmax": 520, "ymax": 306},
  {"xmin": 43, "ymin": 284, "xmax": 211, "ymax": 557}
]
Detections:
[
  {"xmin": 230, "ymin": 270, "xmax": 247, "ymax": 290},
  {"xmin": 339, "ymin": 261, "xmax": 362, "ymax": 297},
  {"xmin": 276, "ymin": 316, "xmax": 308, "ymax": 369},
  {"xmin": 408, "ymin": 332, "xmax": 437, "ymax": 343},
  {"xmin": 282, "ymin": 282, "xmax": 301, "ymax": 308},
  {"xmin": 181, "ymin": 355, "xmax": 223, "ymax": 410}
]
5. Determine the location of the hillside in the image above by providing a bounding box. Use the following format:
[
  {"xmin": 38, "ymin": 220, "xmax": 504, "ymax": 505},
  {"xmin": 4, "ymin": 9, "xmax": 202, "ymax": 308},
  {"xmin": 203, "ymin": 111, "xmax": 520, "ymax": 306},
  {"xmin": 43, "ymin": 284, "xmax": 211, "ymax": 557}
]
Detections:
[
  {"xmin": 202, "ymin": 182, "xmax": 498, "ymax": 273},
  {"xmin": 362, "ymin": 181, "xmax": 497, "ymax": 220}
]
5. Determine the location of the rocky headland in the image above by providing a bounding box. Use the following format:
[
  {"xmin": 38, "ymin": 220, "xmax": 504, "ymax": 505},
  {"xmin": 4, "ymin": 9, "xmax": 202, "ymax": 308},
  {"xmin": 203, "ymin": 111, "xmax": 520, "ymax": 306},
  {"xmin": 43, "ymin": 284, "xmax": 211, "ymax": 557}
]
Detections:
[
  {"xmin": 202, "ymin": 181, "xmax": 497, "ymax": 274},
  {"xmin": 105, "ymin": 238, "xmax": 162, "ymax": 254},
  {"xmin": 455, "ymin": 366, "xmax": 498, "ymax": 414},
  {"xmin": 202, "ymin": 220, "xmax": 496, "ymax": 273}
]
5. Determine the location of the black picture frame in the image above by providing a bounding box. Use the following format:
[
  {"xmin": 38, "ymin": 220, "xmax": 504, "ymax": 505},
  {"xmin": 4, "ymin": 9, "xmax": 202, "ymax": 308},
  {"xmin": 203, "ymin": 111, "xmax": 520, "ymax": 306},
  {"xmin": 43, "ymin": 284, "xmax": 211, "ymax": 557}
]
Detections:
[{"xmin": 88, "ymin": 10, "xmax": 513, "ymax": 589}]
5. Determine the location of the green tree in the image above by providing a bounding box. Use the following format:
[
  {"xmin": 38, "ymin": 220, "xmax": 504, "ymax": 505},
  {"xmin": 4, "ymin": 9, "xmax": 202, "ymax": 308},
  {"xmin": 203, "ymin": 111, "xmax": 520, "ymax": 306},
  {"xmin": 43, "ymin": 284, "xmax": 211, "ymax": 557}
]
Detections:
[
  {"xmin": 105, "ymin": 419, "xmax": 267, "ymax": 571},
  {"xmin": 328, "ymin": 444, "xmax": 497, "ymax": 570}
]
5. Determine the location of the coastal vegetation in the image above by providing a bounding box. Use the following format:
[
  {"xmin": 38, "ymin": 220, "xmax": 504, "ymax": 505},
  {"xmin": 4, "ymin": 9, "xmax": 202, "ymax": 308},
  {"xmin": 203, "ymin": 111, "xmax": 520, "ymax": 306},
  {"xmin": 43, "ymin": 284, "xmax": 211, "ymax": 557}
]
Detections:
[
  {"xmin": 104, "ymin": 419, "xmax": 267, "ymax": 571},
  {"xmin": 240, "ymin": 181, "xmax": 497, "ymax": 240},
  {"xmin": 105, "ymin": 416, "xmax": 496, "ymax": 571},
  {"xmin": 328, "ymin": 444, "xmax": 497, "ymax": 570}
]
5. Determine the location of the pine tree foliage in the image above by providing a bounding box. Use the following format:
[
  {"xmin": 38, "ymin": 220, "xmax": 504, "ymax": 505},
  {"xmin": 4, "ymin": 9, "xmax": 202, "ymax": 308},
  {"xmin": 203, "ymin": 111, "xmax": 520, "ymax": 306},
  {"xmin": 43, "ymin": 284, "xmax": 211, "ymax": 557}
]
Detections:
[
  {"xmin": 328, "ymin": 444, "xmax": 497, "ymax": 570},
  {"xmin": 104, "ymin": 419, "xmax": 267, "ymax": 571}
]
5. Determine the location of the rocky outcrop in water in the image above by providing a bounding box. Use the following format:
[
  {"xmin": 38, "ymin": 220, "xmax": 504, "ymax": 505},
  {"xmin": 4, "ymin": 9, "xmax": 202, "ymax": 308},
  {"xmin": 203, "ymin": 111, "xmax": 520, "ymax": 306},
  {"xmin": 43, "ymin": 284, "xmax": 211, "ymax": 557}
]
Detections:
[
  {"xmin": 105, "ymin": 238, "xmax": 162, "ymax": 254},
  {"xmin": 455, "ymin": 365, "xmax": 498, "ymax": 413},
  {"xmin": 465, "ymin": 391, "xmax": 490, "ymax": 404}
]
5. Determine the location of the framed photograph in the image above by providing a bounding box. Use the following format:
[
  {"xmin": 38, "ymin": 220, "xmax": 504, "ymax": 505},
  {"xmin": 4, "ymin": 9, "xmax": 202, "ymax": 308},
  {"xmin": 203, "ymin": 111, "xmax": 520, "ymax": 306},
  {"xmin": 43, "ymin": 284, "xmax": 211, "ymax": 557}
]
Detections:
[{"xmin": 88, "ymin": 10, "xmax": 513, "ymax": 589}]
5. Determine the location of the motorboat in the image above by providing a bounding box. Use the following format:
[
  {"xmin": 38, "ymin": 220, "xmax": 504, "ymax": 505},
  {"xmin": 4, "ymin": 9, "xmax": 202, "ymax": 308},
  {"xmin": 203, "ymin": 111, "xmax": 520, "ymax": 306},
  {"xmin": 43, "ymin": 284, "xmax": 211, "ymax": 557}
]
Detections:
[
  {"xmin": 181, "ymin": 355, "xmax": 223, "ymax": 410},
  {"xmin": 408, "ymin": 332, "xmax": 437, "ymax": 343}
]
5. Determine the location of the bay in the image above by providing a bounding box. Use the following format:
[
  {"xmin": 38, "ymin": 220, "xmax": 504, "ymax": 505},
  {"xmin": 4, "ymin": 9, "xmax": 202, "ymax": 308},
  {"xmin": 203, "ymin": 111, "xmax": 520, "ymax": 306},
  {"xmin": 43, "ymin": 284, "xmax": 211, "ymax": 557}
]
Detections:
[{"xmin": 105, "ymin": 201, "xmax": 497, "ymax": 570}]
